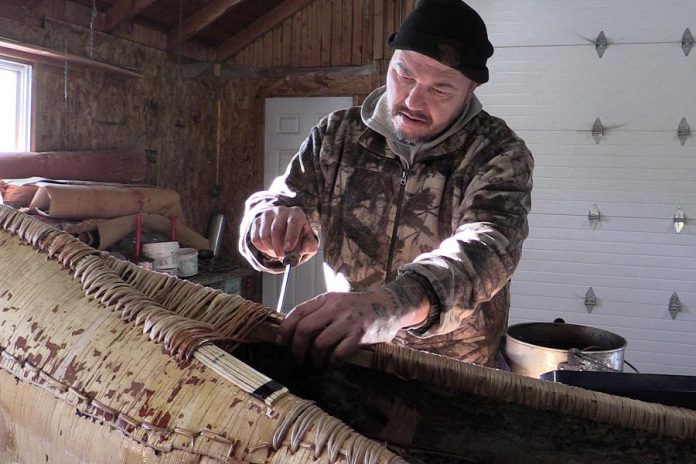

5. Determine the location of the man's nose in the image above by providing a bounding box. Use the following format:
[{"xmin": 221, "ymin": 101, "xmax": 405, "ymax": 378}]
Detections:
[{"xmin": 404, "ymin": 85, "xmax": 426, "ymax": 110}]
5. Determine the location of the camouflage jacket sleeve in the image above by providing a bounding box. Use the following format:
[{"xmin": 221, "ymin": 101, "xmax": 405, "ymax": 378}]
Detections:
[
  {"xmin": 238, "ymin": 120, "xmax": 327, "ymax": 274},
  {"xmin": 399, "ymin": 134, "xmax": 533, "ymax": 339}
]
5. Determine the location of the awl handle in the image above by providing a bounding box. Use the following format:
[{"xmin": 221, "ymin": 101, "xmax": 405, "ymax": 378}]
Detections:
[{"xmin": 282, "ymin": 247, "xmax": 301, "ymax": 268}]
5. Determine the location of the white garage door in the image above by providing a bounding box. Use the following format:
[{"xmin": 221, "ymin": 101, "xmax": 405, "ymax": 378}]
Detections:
[{"xmin": 468, "ymin": 0, "xmax": 696, "ymax": 375}]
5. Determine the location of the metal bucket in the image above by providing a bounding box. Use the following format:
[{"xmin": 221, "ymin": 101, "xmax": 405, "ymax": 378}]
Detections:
[{"xmin": 504, "ymin": 321, "xmax": 627, "ymax": 378}]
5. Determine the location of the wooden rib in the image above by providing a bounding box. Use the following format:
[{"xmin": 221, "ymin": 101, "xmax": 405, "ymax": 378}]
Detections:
[
  {"xmin": 195, "ymin": 345, "xmax": 289, "ymax": 406},
  {"xmin": 216, "ymin": 0, "xmax": 313, "ymax": 62},
  {"xmin": 166, "ymin": 0, "xmax": 245, "ymax": 51},
  {"xmin": 340, "ymin": 0, "xmax": 352, "ymax": 65},
  {"xmin": 104, "ymin": 0, "xmax": 158, "ymax": 32}
]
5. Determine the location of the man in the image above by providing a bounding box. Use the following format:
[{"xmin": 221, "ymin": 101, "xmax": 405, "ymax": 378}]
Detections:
[{"xmin": 239, "ymin": 0, "xmax": 533, "ymax": 368}]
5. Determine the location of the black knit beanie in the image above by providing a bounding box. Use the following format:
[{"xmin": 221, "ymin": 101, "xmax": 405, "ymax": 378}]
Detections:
[{"xmin": 387, "ymin": 0, "xmax": 494, "ymax": 83}]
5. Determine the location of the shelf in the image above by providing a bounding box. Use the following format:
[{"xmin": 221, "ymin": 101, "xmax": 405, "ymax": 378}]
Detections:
[{"xmin": 0, "ymin": 36, "xmax": 142, "ymax": 78}]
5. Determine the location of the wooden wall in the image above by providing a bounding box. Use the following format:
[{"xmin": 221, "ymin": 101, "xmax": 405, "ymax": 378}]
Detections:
[
  {"xmin": 0, "ymin": 0, "xmax": 416, "ymax": 300},
  {"xmin": 232, "ymin": 0, "xmax": 416, "ymax": 68},
  {"xmin": 0, "ymin": 0, "xmax": 218, "ymax": 239},
  {"xmin": 217, "ymin": 0, "xmax": 416, "ymax": 299}
]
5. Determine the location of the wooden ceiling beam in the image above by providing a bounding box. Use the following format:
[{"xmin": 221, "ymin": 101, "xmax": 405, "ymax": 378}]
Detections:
[
  {"xmin": 22, "ymin": 0, "xmax": 45, "ymax": 10},
  {"xmin": 166, "ymin": 0, "xmax": 245, "ymax": 52},
  {"xmin": 104, "ymin": 0, "xmax": 158, "ymax": 32},
  {"xmin": 216, "ymin": 0, "xmax": 313, "ymax": 62}
]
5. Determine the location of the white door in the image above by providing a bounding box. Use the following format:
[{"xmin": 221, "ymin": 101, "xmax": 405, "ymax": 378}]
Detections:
[{"xmin": 263, "ymin": 96, "xmax": 353, "ymax": 312}]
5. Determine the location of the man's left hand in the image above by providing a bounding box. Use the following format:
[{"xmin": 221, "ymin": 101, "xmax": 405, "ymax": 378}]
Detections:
[{"xmin": 276, "ymin": 287, "xmax": 428, "ymax": 367}]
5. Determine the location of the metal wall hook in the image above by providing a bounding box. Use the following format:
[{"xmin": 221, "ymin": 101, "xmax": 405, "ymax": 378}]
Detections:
[
  {"xmin": 588, "ymin": 204, "xmax": 600, "ymax": 229},
  {"xmin": 677, "ymin": 117, "xmax": 691, "ymax": 145},
  {"xmin": 674, "ymin": 207, "xmax": 686, "ymax": 233},
  {"xmin": 592, "ymin": 118, "xmax": 604, "ymax": 144},
  {"xmin": 595, "ymin": 31, "xmax": 608, "ymax": 58},
  {"xmin": 669, "ymin": 292, "xmax": 682, "ymax": 319},
  {"xmin": 584, "ymin": 287, "xmax": 597, "ymax": 312},
  {"xmin": 683, "ymin": 28, "xmax": 694, "ymax": 56}
]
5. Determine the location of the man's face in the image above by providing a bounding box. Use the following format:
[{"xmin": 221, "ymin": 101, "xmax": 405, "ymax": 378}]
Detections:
[{"xmin": 386, "ymin": 50, "xmax": 477, "ymax": 144}]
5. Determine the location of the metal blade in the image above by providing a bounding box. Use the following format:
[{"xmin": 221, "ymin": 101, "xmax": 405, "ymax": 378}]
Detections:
[{"xmin": 275, "ymin": 263, "xmax": 292, "ymax": 313}]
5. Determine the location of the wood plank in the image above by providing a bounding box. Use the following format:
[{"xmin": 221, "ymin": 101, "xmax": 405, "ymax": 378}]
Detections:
[
  {"xmin": 262, "ymin": 31, "xmax": 273, "ymax": 67},
  {"xmin": 281, "ymin": 17, "xmax": 292, "ymax": 66},
  {"xmin": 216, "ymin": 63, "xmax": 373, "ymax": 78},
  {"xmin": 361, "ymin": 0, "xmax": 373, "ymax": 63},
  {"xmin": 300, "ymin": 5, "xmax": 311, "ymax": 67},
  {"xmin": 372, "ymin": 0, "xmax": 384, "ymax": 60},
  {"xmin": 166, "ymin": 0, "xmax": 245, "ymax": 51},
  {"xmin": 340, "ymin": 0, "xmax": 352, "ymax": 64},
  {"xmin": 216, "ymin": 0, "xmax": 313, "ymax": 62},
  {"xmin": 103, "ymin": 0, "xmax": 158, "ymax": 32},
  {"xmin": 330, "ymin": 0, "xmax": 342, "ymax": 65},
  {"xmin": 0, "ymin": 38, "xmax": 141, "ymax": 78},
  {"xmin": 272, "ymin": 24, "xmax": 282, "ymax": 67},
  {"xmin": 351, "ymin": 0, "xmax": 362, "ymax": 64},
  {"xmin": 384, "ymin": 0, "xmax": 395, "ymax": 60},
  {"xmin": 309, "ymin": 0, "xmax": 321, "ymax": 66},
  {"xmin": 291, "ymin": 10, "xmax": 302, "ymax": 66},
  {"xmin": 319, "ymin": 0, "xmax": 332, "ymax": 66}
]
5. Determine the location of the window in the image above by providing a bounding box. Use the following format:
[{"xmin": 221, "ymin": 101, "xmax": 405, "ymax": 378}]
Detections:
[{"xmin": 0, "ymin": 58, "xmax": 32, "ymax": 152}]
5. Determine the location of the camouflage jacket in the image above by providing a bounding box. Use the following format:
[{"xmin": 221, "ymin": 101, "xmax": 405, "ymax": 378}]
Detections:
[{"xmin": 239, "ymin": 95, "xmax": 533, "ymax": 366}]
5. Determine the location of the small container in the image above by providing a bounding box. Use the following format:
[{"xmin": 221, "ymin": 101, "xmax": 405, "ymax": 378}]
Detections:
[
  {"xmin": 143, "ymin": 241, "xmax": 180, "ymax": 269},
  {"xmin": 176, "ymin": 248, "xmax": 199, "ymax": 277}
]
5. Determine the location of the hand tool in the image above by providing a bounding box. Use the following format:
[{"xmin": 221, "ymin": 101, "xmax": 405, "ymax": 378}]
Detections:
[{"xmin": 275, "ymin": 248, "xmax": 300, "ymax": 313}]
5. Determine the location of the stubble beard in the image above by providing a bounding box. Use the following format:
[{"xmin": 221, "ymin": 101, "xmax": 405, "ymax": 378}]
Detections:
[{"xmin": 388, "ymin": 105, "xmax": 433, "ymax": 145}]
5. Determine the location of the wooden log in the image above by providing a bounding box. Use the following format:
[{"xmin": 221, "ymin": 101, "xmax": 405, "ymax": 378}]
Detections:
[
  {"xmin": 0, "ymin": 150, "xmax": 147, "ymax": 183},
  {"xmin": 29, "ymin": 184, "xmax": 183, "ymax": 220}
]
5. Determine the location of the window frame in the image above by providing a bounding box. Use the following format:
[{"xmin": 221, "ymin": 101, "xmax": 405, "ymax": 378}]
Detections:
[{"xmin": 0, "ymin": 57, "xmax": 32, "ymax": 152}]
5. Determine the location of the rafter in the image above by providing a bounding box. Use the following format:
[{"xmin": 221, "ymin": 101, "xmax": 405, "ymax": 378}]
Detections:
[
  {"xmin": 216, "ymin": 0, "xmax": 313, "ymax": 62},
  {"xmin": 104, "ymin": 0, "xmax": 158, "ymax": 32},
  {"xmin": 166, "ymin": 0, "xmax": 245, "ymax": 51}
]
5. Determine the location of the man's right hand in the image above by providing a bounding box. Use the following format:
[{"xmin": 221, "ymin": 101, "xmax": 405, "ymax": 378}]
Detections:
[{"xmin": 249, "ymin": 206, "xmax": 319, "ymax": 262}]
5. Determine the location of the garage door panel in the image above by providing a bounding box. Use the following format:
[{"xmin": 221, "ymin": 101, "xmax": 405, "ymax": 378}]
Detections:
[
  {"xmin": 522, "ymin": 249, "xmax": 696, "ymax": 272},
  {"xmin": 531, "ymin": 188, "xmax": 693, "ymax": 206},
  {"xmin": 469, "ymin": 0, "xmax": 696, "ymax": 47},
  {"xmin": 514, "ymin": 269, "xmax": 696, "ymax": 295},
  {"xmin": 528, "ymin": 214, "xmax": 689, "ymax": 234},
  {"xmin": 522, "ymin": 238, "xmax": 693, "ymax": 260},
  {"xmin": 524, "ymin": 229, "xmax": 696, "ymax": 249},
  {"xmin": 511, "ymin": 295, "xmax": 695, "ymax": 323},
  {"xmin": 532, "ymin": 154, "xmax": 696, "ymax": 170},
  {"xmin": 481, "ymin": 46, "xmax": 696, "ymax": 132},
  {"xmin": 520, "ymin": 131, "xmax": 695, "ymax": 150},
  {"xmin": 470, "ymin": 0, "xmax": 696, "ymax": 374},
  {"xmin": 516, "ymin": 259, "xmax": 696, "ymax": 283},
  {"xmin": 511, "ymin": 281, "xmax": 694, "ymax": 309}
]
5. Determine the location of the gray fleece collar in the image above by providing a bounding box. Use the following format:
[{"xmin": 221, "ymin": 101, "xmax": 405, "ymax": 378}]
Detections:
[{"xmin": 360, "ymin": 85, "xmax": 483, "ymax": 163}]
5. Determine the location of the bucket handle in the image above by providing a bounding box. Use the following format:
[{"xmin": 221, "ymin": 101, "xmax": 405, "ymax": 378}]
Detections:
[{"xmin": 563, "ymin": 349, "xmax": 640, "ymax": 373}]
